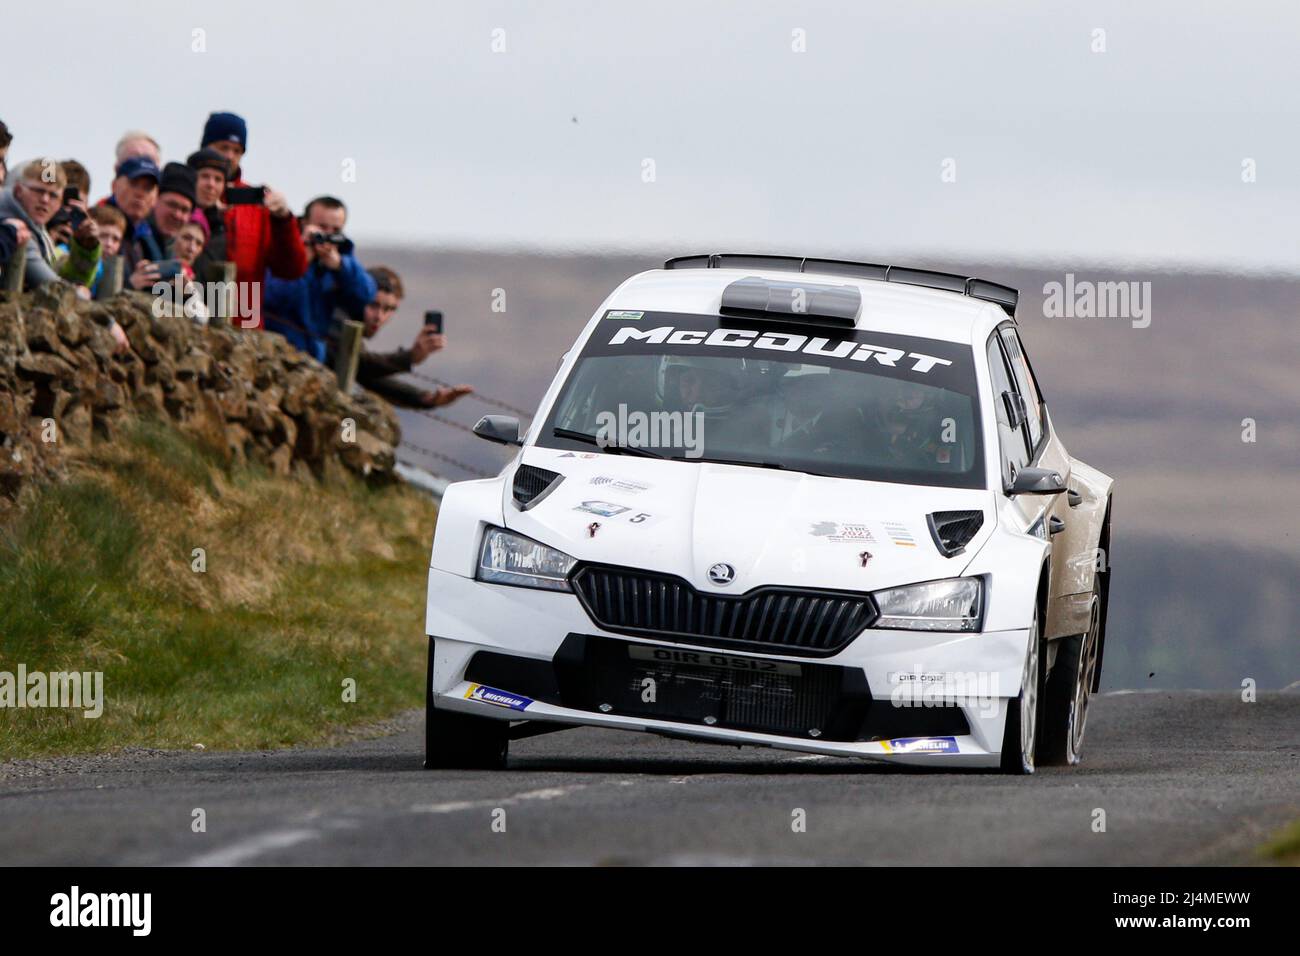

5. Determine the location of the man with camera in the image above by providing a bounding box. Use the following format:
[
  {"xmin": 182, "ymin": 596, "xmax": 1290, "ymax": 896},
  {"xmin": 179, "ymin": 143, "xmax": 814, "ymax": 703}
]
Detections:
[
  {"xmin": 198, "ymin": 111, "xmax": 306, "ymax": 328},
  {"xmin": 342, "ymin": 265, "xmax": 474, "ymax": 409},
  {"xmin": 263, "ymin": 196, "xmax": 375, "ymax": 362}
]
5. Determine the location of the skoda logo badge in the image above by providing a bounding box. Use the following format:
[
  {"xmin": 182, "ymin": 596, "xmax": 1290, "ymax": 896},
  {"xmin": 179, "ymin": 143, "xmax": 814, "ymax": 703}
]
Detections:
[{"xmin": 707, "ymin": 563, "xmax": 736, "ymax": 586}]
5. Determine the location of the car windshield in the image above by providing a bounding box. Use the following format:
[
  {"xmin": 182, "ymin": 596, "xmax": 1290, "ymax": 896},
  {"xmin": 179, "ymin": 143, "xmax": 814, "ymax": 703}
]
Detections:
[{"xmin": 539, "ymin": 311, "xmax": 986, "ymax": 489}]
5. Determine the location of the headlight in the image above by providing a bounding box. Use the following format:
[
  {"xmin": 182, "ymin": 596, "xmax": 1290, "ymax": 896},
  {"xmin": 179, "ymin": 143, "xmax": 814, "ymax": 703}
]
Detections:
[
  {"xmin": 872, "ymin": 577, "xmax": 983, "ymax": 632},
  {"xmin": 477, "ymin": 527, "xmax": 576, "ymax": 591}
]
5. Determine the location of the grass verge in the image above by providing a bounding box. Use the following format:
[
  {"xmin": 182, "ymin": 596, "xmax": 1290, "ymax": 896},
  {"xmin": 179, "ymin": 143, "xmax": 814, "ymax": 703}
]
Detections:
[
  {"xmin": 1259, "ymin": 819, "xmax": 1300, "ymax": 865},
  {"xmin": 0, "ymin": 419, "xmax": 436, "ymax": 759}
]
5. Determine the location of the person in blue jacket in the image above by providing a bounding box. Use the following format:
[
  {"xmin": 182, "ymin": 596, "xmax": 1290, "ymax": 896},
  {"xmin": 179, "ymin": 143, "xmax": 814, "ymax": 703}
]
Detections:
[{"xmin": 263, "ymin": 196, "xmax": 376, "ymax": 362}]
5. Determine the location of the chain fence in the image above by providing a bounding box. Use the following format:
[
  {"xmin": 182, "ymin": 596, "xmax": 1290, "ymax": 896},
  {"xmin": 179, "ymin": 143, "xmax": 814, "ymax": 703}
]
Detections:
[{"xmin": 394, "ymin": 375, "xmax": 534, "ymax": 482}]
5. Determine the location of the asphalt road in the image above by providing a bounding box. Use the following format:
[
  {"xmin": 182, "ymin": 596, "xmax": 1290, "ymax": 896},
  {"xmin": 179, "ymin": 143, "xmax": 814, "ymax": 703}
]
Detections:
[{"xmin": 1, "ymin": 691, "xmax": 1295, "ymax": 866}]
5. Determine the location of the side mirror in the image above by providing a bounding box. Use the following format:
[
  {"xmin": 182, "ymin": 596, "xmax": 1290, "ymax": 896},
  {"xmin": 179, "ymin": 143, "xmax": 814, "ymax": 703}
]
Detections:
[
  {"xmin": 473, "ymin": 415, "xmax": 522, "ymax": 446},
  {"xmin": 1008, "ymin": 466, "xmax": 1066, "ymax": 496},
  {"xmin": 1001, "ymin": 390, "xmax": 1025, "ymax": 430}
]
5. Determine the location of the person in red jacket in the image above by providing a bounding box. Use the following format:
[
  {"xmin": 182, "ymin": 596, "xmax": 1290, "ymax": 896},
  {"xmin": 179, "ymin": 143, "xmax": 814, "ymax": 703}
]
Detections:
[{"xmin": 199, "ymin": 111, "xmax": 306, "ymax": 328}]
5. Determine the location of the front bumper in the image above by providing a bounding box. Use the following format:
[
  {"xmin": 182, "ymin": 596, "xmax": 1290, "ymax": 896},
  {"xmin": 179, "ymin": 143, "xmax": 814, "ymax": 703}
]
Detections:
[{"xmin": 427, "ymin": 567, "xmax": 1031, "ymax": 767}]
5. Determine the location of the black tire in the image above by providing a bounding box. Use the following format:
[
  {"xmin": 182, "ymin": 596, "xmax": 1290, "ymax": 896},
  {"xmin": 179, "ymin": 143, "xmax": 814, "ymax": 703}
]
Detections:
[
  {"xmin": 1000, "ymin": 604, "xmax": 1045, "ymax": 774},
  {"xmin": 1039, "ymin": 578, "xmax": 1102, "ymax": 766},
  {"xmin": 423, "ymin": 640, "xmax": 509, "ymax": 770}
]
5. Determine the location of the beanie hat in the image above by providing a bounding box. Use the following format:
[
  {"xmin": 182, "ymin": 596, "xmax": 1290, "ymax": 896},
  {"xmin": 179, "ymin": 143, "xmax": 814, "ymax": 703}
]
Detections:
[
  {"xmin": 189, "ymin": 208, "xmax": 211, "ymax": 240},
  {"xmin": 201, "ymin": 111, "xmax": 247, "ymax": 150},
  {"xmin": 186, "ymin": 147, "xmax": 230, "ymax": 179},
  {"xmin": 158, "ymin": 162, "xmax": 198, "ymax": 207}
]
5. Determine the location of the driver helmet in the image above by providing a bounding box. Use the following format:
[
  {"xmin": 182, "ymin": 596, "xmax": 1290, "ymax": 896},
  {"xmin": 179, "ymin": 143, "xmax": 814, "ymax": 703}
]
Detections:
[{"xmin": 656, "ymin": 356, "xmax": 743, "ymax": 416}]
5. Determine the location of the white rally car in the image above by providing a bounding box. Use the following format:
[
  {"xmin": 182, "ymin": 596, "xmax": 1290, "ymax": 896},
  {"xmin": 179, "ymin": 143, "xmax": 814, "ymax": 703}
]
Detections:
[{"xmin": 424, "ymin": 255, "xmax": 1113, "ymax": 773}]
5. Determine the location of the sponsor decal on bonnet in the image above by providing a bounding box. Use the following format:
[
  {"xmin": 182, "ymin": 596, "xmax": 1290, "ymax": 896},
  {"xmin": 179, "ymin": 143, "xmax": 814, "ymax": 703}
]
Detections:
[
  {"xmin": 810, "ymin": 521, "xmax": 877, "ymax": 544},
  {"xmin": 883, "ymin": 521, "xmax": 917, "ymax": 547},
  {"xmin": 574, "ymin": 501, "xmax": 659, "ymax": 526},
  {"xmin": 574, "ymin": 500, "xmax": 630, "ymax": 517},
  {"xmin": 589, "ymin": 475, "xmax": 651, "ymax": 494}
]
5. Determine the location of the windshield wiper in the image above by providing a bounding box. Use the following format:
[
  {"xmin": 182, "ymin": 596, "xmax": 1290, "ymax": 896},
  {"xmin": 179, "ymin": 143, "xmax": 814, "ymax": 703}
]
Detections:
[
  {"xmin": 683, "ymin": 455, "xmax": 834, "ymax": 478},
  {"xmin": 551, "ymin": 427, "xmax": 665, "ymax": 458}
]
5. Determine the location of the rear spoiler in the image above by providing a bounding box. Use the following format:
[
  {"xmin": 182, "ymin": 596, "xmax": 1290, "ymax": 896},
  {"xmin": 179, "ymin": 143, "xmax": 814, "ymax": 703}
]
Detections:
[{"xmin": 665, "ymin": 254, "xmax": 1019, "ymax": 319}]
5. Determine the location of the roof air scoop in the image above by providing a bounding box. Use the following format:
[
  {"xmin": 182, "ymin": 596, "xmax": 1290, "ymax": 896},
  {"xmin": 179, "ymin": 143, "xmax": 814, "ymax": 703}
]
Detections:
[{"xmin": 719, "ymin": 275, "xmax": 861, "ymax": 326}]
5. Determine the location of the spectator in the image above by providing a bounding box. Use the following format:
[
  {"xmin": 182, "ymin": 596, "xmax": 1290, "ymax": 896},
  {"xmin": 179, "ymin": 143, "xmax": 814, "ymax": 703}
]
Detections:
[
  {"xmin": 89, "ymin": 205, "xmax": 126, "ymax": 259},
  {"xmin": 263, "ymin": 196, "xmax": 375, "ymax": 362},
  {"xmin": 124, "ymin": 163, "xmax": 196, "ymax": 291},
  {"xmin": 114, "ymin": 130, "xmax": 161, "ymax": 167},
  {"xmin": 337, "ymin": 265, "xmax": 473, "ymax": 409},
  {"xmin": 0, "ymin": 159, "xmax": 101, "ymax": 290},
  {"xmin": 100, "ymin": 156, "xmax": 160, "ymax": 279},
  {"xmin": 76, "ymin": 205, "xmax": 126, "ymax": 297},
  {"xmin": 60, "ymin": 160, "xmax": 91, "ymax": 208},
  {"xmin": 186, "ymin": 147, "xmax": 229, "ymax": 277},
  {"xmin": 45, "ymin": 160, "xmax": 90, "ymax": 250},
  {"xmin": 0, "ymin": 118, "xmax": 11, "ymax": 188},
  {"xmin": 199, "ymin": 111, "xmax": 306, "ymax": 326},
  {"xmin": 173, "ymin": 218, "xmax": 207, "ymax": 279},
  {"xmin": 165, "ymin": 218, "xmax": 212, "ymax": 325}
]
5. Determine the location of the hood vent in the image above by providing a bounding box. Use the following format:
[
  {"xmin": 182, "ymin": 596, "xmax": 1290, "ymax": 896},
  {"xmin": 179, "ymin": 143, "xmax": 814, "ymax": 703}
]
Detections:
[
  {"xmin": 927, "ymin": 510, "xmax": 984, "ymax": 557},
  {"xmin": 512, "ymin": 465, "xmax": 562, "ymax": 510}
]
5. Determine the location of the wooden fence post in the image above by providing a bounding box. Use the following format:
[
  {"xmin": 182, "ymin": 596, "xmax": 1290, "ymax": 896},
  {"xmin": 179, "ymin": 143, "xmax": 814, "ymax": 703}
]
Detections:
[
  {"xmin": 335, "ymin": 319, "xmax": 364, "ymax": 393},
  {"xmin": 94, "ymin": 254, "xmax": 124, "ymax": 300},
  {"xmin": 3, "ymin": 238, "xmax": 28, "ymax": 294},
  {"xmin": 205, "ymin": 261, "xmax": 237, "ymax": 326}
]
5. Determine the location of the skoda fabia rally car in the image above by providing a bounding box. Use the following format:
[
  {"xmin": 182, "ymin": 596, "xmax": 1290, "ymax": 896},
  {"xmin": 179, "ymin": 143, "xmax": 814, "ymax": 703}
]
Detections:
[{"xmin": 424, "ymin": 255, "xmax": 1113, "ymax": 773}]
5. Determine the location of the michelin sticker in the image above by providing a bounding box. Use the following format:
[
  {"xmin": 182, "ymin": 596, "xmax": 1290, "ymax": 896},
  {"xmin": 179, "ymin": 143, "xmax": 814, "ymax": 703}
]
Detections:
[
  {"xmin": 881, "ymin": 736, "xmax": 958, "ymax": 754},
  {"xmin": 465, "ymin": 684, "xmax": 534, "ymax": 711}
]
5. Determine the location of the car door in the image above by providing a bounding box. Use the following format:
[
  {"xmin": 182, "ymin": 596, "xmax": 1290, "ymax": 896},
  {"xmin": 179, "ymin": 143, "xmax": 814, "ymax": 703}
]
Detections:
[
  {"xmin": 996, "ymin": 326, "xmax": 1087, "ymax": 639},
  {"xmin": 986, "ymin": 331, "xmax": 1040, "ymax": 530}
]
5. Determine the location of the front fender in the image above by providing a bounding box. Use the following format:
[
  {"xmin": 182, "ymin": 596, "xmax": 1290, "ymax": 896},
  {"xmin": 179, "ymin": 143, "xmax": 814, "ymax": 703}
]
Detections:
[
  {"xmin": 964, "ymin": 513, "xmax": 1051, "ymax": 635},
  {"xmin": 429, "ymin": 477, "xmax": 507, "ymax": 578}
]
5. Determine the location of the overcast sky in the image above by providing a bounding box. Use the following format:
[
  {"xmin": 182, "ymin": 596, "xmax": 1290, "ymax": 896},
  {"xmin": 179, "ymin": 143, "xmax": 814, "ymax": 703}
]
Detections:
[{"xmin": 6, "ymin": 0, "xmax": 1298, "ymax": 271}]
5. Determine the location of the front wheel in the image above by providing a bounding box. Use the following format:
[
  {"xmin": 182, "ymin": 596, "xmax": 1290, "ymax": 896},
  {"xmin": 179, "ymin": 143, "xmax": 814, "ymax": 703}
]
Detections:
[
  {"xmin": 1000, "ymin": 607, "xmax": 1044, "ymax": 775},
  {"xmin": 1039, "ymin": 578, "xmax": 1102, "ymax": 766},
  {"xmin": 424, "ymin": 705, "xmax": 509, "ymax": 770},
  {"xmin": 423, "ymin": 639, "xmax": 509, "ymax": 770}
]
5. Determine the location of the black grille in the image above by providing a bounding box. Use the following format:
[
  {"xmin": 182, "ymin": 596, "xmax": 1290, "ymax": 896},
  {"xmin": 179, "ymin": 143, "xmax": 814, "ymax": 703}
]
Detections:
[
  {"xmin": 557, "ymin": 635, "xmax": 870, "ymax": 740},
  {"xmin": 512, "ymin": 465, "xmax": 562, "ymax": 509},
  {"xmin": 927, "ymin": 510, "xmax": 984, "ymax": 557},
  {"xmin": 571, "ymin": 565, "xmax": 875, "ymax": 657}
]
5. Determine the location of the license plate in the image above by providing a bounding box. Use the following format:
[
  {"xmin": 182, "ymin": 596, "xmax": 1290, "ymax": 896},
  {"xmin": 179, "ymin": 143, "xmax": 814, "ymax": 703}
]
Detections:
[{"xmin": 627, "ymin": 644, "xmax": 802, "ymax": 676}]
